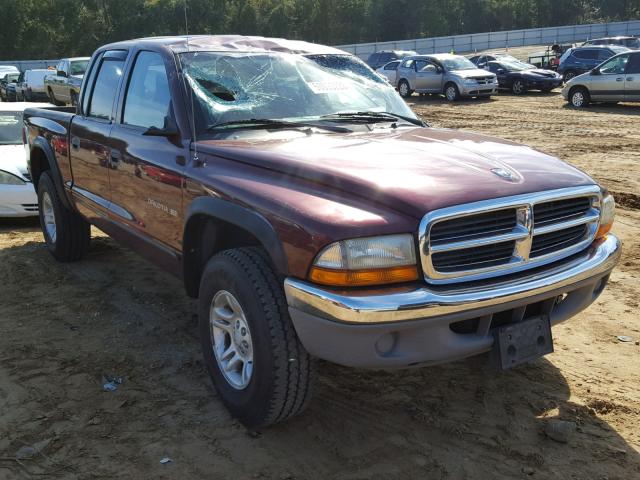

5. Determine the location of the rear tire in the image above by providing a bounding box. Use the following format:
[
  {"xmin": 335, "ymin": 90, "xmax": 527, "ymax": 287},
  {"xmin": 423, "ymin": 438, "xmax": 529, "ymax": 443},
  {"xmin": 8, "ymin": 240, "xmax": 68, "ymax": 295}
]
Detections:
[
  {"xmin": 37, "ymin": 172, "xmax": 90, "ymax": 262},
  {"xmin": 70, "ymin": 91, "xmax": 78, "ymax": 107},
  {"xmin": 198, "ymin": 247, "xmax": 316, "ymax": 429},
  {"xmin": 569, "ymin": 86, "xmax": 590, "ymax": 108},
  {"xmin": 563, "ymin": 70, "xmax": 577, "ymax": 82},
  {"xmin": 398, "ymin": 79, "xmax": 412, "ymax": 98}
]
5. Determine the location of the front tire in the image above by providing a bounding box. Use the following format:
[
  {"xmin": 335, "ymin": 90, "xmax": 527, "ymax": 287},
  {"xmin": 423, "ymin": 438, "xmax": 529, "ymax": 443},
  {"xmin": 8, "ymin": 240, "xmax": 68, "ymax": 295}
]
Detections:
[
  {"xmin": 37, "ymin": 172, "xmax": 90, "ymax": 262},
  {"xmin": 198, "ymin": 247, "xmax": 316, "ymax": 429},
  {"xmin": 569, "ymin": 86, "xmax": 590, "ymax": 108},
  {"xmin": 48, "ymin": 88, "xmax": 63, "ymax": 107},
  {"xmin": 70, "ymin": 91, "xmax": 78, "ymax": 107},
  {"xmin": 511, "ymin": 79, "xmax": 526, "ymax": 95},
  {"xmin": 398, "ymin": 80, "xmax": 412, "ymax": 98},
  {"xmin": 444, "ymin": 82, "xmax": 459, "ymax": 101}
]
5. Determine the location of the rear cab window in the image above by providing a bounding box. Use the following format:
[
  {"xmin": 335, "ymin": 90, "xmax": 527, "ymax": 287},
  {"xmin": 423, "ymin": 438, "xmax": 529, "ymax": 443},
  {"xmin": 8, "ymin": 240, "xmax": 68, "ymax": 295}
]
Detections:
[{"xmin": 85, "ymin": 50, "xmax": 127, "ymax": 120}]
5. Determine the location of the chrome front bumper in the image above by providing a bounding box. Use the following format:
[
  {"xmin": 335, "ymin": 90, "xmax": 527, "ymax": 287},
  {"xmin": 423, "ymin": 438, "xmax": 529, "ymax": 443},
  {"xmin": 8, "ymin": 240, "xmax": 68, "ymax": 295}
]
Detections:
[{"xmin": 284, "ymin": 235, "xmax": 620, "ymax": 367}]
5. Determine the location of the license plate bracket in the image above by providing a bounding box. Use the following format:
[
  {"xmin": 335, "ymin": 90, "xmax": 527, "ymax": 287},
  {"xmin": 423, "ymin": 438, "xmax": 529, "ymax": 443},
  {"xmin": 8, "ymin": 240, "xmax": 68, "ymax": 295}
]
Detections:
[{"xmin": 493, "ymin": 316, "xmax": 553, "ymax": 370}]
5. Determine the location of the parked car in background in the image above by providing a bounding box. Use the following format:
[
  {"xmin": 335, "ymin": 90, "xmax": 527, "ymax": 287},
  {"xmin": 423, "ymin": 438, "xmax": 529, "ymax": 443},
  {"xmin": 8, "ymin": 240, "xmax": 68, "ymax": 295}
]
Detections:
[
  {"xmin": 44, "ymin": 57, "xmax": 90, "ymax": 105},
  {"xmin": 25, "ymin": 35, "xmax": 620, "ymax": 429},
  {"xmin": 396, "ymin": 54, "xmax": 498, "ymax": 100},
  {"xmin": 0, "ymin": 103, "xmax": 51, "ymax": 217},
  {"xmin": 15, "ymin": 69, "xmax": 50, "ymax": 101},
  {"xmin": 583, "ymin": 36, "xmax": 640, "ymax": 49},
  {"xmin": 5, "ymin": 72, "xmax": 22, "ymax": 101},
  {"xmin": 558, "ymin": 45, "xmax": 629, "ymax": 82},
  {"xmin": 0, "ymin": 65, "xmax": 19, "ymax": 75},
  {"xmin": 468, "ymin": 52, "xmax": 519, "ymax": 69},
  {"xmin": 376, "ymin": 60, "xmax": 401, "ymax": 84},
  {"xmin": 484, "ymin": 59, "xmax": 563, "ymax": 94},
  {"xmin": 366, "ymin": 50, "xmax": 417, "ymax": 69},
  {"xmin": 0, "ymin": 72, "xmax": 20, "ymax": 101},
  {"xmin": 563, "ymin": 50, "xmax": 640, "ymax": 107}
]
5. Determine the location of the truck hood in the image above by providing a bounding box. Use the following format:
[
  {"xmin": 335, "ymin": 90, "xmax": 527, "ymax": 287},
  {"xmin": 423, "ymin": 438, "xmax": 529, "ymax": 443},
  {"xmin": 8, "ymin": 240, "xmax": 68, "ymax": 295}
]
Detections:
[
  {"xmin": 196, "ymin": 127, "xmax": 594, "ymax": 219},
  {"xmin": 0, "ymin": 144, "xmax": 30, "ymax": 181}
]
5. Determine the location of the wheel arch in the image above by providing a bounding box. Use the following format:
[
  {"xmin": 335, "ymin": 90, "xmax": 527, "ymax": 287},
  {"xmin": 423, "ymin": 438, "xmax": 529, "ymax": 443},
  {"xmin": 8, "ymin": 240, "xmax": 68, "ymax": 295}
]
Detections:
[
  {"xmin": 29, "ymin": 137, "xmax": 72, "ymax": 210},
  {"xmin": 183, "ymin": 197, "xmax": 288, "ymax": 298}
]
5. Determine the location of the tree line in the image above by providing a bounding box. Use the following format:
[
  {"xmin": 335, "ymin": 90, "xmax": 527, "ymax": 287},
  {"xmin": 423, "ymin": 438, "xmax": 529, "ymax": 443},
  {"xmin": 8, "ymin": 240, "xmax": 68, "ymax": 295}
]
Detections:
[{"xmin": 0, "ymin": 0, "xmax": 638, "ymax": 60}]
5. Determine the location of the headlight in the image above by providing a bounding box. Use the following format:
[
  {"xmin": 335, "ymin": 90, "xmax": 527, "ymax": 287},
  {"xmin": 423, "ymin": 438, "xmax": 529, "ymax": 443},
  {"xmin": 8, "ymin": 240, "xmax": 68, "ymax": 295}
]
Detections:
[
  {"xmin": 0, "ymin": 170, "xmax": 25, "ymax": 185},
  {"xmin": 309, "ymin": 234, "xmax": 418, "ymax": 287},
  {"xmin": 595, "ymin": 193, "xmax": 615, "ymax": 240},
  {"xmin": 463, "ymin": 78, "xmax": 477, "ymax": 85}
]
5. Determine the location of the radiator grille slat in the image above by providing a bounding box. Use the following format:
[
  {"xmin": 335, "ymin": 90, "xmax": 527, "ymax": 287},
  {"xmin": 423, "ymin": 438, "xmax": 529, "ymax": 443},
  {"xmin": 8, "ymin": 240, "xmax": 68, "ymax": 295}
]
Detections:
[
  {"xmin": 531, "ymin": 225, "xmax": 588, "ymax": 257},
  {"xmin": 534, "ymin": 197, "xmax": 592, "ymax": 226},
  {"xmin": 432, "ymin": 241, "xmax": 515, "ymax": 272},
  {"xmin": 430, "ymin": 209, "xmax": 517, "ymax": 244}
]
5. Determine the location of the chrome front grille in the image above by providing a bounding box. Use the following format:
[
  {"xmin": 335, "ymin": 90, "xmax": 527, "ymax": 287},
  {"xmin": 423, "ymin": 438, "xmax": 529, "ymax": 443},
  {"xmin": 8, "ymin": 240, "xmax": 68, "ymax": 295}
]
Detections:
[{"xmin": 419, "ymin": 186, "xmax": 602, "ymax": 284}]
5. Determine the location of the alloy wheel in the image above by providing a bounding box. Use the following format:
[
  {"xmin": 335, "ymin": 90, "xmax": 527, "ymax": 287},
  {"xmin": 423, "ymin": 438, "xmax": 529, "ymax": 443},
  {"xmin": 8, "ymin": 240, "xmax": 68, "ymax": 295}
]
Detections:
[
  {"xmin": 571, "ymin": 91, "xmax": 585, "ymax": 107},
  {"xmin": 446, "ymin": 86, "xmax": 457, "ymax": 101},
  {"xmin": 209, "ymin": 290, "xmax": 254, "ymax": 390},
  {"xmin": 42, "ymin": 191, "xmax": 57, "ymax": 244}
]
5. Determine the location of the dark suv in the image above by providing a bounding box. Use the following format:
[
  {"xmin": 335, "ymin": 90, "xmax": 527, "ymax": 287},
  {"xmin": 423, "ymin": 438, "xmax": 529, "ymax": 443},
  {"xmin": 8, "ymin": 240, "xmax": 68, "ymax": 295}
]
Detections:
[
  {"xmin": 366, "ymin": 50, "xmax": 417, "ymax": 69},
  {"xmin": 558, "ymin": 45, "xmax": 629, "ymax": 81}
]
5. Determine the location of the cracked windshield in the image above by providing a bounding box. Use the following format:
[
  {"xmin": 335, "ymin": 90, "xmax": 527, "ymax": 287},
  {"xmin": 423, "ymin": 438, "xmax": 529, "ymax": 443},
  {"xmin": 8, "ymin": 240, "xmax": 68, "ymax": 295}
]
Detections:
[{"xmin": 179, "ymin": 51, "xmax": 416, "ymax": 132}]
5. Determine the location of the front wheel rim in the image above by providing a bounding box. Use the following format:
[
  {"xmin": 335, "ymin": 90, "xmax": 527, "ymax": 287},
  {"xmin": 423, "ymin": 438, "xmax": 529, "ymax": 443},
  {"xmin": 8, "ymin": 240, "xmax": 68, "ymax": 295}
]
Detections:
[
  {"xmin": 446, "ymin": 87, "xmax": 456, "ymax": 100},
  {"xmin": 572, "ymin": 92, "xmax": 584, "ymax": 107},
  {"xmin": 399, "ymin": 83, "xmax": 408, "ymax": 96},
  {"xmin": 42, "ymin": 191, "xmax": 57, "ymax": 244},
  {"xmin": 210, "ymin": 290, "xmax": 254, "ymax": 390},
  {"xmin": 513, "ymin": 81, "xmax": 523, "ymax": 94}
]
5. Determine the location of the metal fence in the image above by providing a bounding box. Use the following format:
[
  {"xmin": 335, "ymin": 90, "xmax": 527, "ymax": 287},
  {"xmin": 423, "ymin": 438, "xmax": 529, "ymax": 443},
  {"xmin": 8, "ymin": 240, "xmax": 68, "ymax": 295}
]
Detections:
[
  {"xmin": 0, "ymin": 59, "xmax": 59, "ymax": 72},
  {"xmin": 337, "ymin": 20, "xmax": 640, "ymax": 59}
]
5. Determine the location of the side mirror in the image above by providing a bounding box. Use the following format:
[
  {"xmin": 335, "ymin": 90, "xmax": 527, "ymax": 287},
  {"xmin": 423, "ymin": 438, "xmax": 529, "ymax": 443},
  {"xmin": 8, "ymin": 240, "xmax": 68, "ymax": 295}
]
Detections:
[
  {"xmin": 57, "ymin": 70, "xmax": 67, "ymax": 77},
  {"xmin": 497, "ymin": 69, "xmax": 505, "ymax": 74},
  {"xmin": 143, "ymin": 117, "xmax": 179, "ymax": 137},
  {"xmin": 591, "ymin": 68, "xmax": 601, "ymax": 76}
]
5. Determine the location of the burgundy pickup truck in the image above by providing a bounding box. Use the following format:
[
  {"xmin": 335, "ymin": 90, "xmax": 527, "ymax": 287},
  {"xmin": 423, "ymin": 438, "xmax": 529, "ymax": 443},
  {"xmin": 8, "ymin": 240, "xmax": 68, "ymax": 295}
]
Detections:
[{"xmin": 24, "ymin": 36, "xmax": 620, "ymax": 428}]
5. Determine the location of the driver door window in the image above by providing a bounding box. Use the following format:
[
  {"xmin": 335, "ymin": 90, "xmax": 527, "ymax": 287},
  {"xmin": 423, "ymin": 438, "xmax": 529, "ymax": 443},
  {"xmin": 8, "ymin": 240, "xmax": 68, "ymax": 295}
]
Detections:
[{"xmin": 122, "ymin": 51, "xmax": 172, "ymax": 129}]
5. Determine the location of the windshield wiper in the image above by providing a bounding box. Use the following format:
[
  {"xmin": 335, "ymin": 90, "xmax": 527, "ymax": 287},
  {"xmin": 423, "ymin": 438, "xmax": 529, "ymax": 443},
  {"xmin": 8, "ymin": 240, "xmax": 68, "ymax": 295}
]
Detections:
[
  {"xmin": 319, "ymin": 111, "xmax": 427, "ymax": 127},
  {"xmin": 206, "ymin": 118, "xmax": 351, "ymax": 133}
]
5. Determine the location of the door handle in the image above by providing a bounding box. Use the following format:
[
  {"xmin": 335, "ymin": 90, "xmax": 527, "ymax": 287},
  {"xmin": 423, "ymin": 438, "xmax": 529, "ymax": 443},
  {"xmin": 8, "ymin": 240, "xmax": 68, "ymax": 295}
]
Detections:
[
  {"xmin": 616, "ymin": 77, "xmax": 624, "ymax": 82},
  {"xmin": 627, "ymin": 77, "xmax": 634, "ymax": 81},
  {"xmin": 71, "ymin": 137, "xmax": 80, "ymax": 149}
]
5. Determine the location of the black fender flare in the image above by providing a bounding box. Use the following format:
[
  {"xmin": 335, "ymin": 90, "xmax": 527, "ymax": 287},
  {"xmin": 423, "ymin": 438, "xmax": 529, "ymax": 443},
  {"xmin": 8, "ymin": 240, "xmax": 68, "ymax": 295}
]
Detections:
[
  {"xmin": 30, "ymin": 136, "xmax": 72, "ymax": 210},
  {"xmin": 183, "ymin": 197, "xmax": 289, "ymax": 295}
]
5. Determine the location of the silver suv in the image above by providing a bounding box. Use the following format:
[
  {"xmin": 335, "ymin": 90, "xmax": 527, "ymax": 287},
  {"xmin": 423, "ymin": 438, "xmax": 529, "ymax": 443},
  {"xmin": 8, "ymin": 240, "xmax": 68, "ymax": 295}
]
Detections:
[
  {"xmin": 562, "ymin": 50, "xmax": 640, "ymax": 107},
  {"xmin": 396, "ymin": 54, "xmax": 498, "ymax": 101}
]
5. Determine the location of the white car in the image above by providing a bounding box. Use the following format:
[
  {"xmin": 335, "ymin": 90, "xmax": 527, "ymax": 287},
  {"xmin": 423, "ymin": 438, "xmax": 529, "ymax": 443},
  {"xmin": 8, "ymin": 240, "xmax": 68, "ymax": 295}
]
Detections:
[{"xmin": 0, "ymin": 103, "xmax": 51, "ymax": 217}]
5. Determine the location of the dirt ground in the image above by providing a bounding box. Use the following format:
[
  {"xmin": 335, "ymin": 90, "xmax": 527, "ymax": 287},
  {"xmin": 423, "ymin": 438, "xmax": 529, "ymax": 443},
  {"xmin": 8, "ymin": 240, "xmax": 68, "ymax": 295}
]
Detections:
[{"xmin": 1, "ymin": 92, "xmax": 639, "ymax": 480}]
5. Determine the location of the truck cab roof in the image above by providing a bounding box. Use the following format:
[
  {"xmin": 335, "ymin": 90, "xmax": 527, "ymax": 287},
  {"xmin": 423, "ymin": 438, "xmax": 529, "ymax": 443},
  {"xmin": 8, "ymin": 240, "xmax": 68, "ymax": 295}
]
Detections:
[{"xmin": 100, "ymin": 35, "xmax": 348, "ymax": 56}]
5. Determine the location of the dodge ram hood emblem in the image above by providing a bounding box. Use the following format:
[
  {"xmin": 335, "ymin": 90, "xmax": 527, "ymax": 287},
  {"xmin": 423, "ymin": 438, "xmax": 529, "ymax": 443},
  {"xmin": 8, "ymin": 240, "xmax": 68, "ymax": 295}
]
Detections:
[{"xmin": 491, "ymin": 167, "xmax": 518, "ymax": 181}]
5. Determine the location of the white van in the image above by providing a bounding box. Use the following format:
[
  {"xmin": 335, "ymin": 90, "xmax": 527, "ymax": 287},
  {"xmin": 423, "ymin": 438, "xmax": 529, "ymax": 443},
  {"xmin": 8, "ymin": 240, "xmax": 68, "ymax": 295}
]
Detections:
[{"xmin": 17, "ymin": 69, "xmax": 50, "ymax": 101}]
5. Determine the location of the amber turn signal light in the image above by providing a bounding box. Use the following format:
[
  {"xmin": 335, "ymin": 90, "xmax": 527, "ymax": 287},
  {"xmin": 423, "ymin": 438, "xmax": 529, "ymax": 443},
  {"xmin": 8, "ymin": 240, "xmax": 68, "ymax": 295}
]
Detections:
[
  {"xmin": 309, "ymin": 265, "xmax": 419, "ymax": 287},
  {"xmin": 595, "ymin": 222, "xmax": 613, "ymax": 240}
]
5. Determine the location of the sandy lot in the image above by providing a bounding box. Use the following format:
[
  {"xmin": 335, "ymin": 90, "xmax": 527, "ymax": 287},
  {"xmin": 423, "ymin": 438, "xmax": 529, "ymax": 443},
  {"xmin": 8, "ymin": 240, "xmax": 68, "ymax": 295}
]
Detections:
[{"xmin": 1, "ymin": 92, "xmax": 639, "ymax": 479}]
